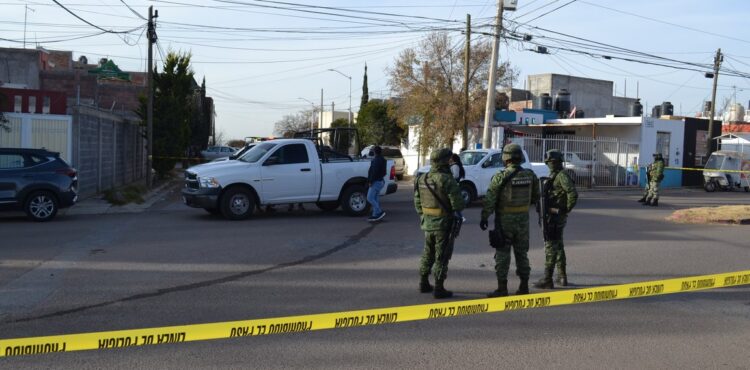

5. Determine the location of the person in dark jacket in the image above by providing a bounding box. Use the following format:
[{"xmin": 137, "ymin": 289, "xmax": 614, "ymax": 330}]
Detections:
[{"xmin": 367, "ymin": 145, "xmax": 387, "ymax": 222}]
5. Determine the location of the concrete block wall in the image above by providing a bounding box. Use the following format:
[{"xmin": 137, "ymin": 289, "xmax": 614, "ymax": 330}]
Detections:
[{"xmin": 72, "ymin": 106, "xmax": 146, "ymax": 197}]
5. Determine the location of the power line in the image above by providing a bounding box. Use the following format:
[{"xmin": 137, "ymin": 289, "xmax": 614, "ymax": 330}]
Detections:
[
  {"xmin": 524, "ymin": 0, "xmax": 577, "ymax": 24},
  {"xmin": 51, "ymin": 0, "xmax": 141, "ymax": 34}
]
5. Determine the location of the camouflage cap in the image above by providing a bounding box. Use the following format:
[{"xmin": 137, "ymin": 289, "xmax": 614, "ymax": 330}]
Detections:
[
  {"xmin": 502, "ymin": 143, "xmax": 524, "ymax": 162},
  {"xmin": 544, "ymin": 149, "xmax": 564, "ymax": 163},
  {"xmin": 430, "ymin": 148, "xmax": 453, "ymax": 165}
]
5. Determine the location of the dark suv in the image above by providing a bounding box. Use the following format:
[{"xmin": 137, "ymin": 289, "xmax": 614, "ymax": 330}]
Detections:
[{"xmin": 0, "ymin": 148, "xmax": 78, "ymax": 221}]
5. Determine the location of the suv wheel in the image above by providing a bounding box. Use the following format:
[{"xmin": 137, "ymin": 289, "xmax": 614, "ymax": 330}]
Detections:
[
  {"xmin": 220, "ymin": 187, "xmax": 255, "ymax": 220},
  {"xmin": 25, "ymin": 191, "xmax": 59, "ymax": 222},
  {"xmin": 341, "ymin": 184, "xmax": 370, "ymax": 217},
  {"xmin": 459, "ymin": 183, "xmax": 475, "ymax": 207}
]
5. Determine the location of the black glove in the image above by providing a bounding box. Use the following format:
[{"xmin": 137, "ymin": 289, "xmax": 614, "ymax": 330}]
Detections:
[{"xmin": 479, "ymin": 219, "xmax": 488, "ymax": 231}]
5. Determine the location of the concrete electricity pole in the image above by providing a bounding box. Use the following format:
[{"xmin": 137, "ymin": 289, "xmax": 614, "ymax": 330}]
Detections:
[
  {"xmin": 706, "ymin": 48, "xmax": 722, "ymax": 156},
  {"xmin": 462, "ymin": 14, "xmax": 471, "ymax": 150},
  {"xmin": 482, "ymin": 0, "xmax": 505, "ymax": 149},
  {"xmin": 146, "ymin": 6, "xmax": 157, "ymax": 189}
]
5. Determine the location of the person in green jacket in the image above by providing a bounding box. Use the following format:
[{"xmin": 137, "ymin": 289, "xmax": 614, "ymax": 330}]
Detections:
[
  {"xmin": 415, "ymin": 148, "xmax": 465, "ymax": 299},
  {"xmin": 480, "ymin": 144, "xmax": 539, "ymax": 297},
  {"xmin": 638, "ymin": 153, "xmax": 665, "ymax": 207},
  {"xmin": 534, "ymin": 149, "xmax": 578, "ymax": 289}
]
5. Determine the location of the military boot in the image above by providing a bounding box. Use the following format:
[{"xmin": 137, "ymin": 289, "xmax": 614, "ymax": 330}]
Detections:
[
  {"xmin": 555, "ymin": 266, "xmax": 568, "ymax": 287},
  {"xmin": 637, "ymin": 196, "xmax": 647, "ymax": 203},
  {"xmin": 650, "ymin": 199, "xmax": 659, "ymax": 207},
  {"xmin": 419, "ymin": 275, "xmax": 433, "ymax": 293},
  {"xmin": 642, "ymin": 198, "xmax": 652, "ymax": 206},
  {"xmin": 487, "ymin": 279, "xmax": 508, "ymax": 297},
  {"xmin": 433, "ymin": 279, "xmax": 453, "ymax": 299},
  {"xmin": 533, "ymin": 268, "xmax": 555, "ymax": 289},
  {"xmin": 516, "ymin": 278, "xmax": 530, "ymax": 295}
]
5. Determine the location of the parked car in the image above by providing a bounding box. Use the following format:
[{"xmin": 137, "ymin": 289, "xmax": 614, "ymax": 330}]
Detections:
[
  {"xmin": 182, "ymin": 139, "xmax": 398, "ymax": 220},
  {"xmin": 200, "ymin": 146, "xmax": 238, "ymax": 161},
  {"xmin": 415, "ymin": 148, "xmax": 549, "ymax": 206},
  {"xmin": 361, "ymin": 145, "xmax": 406, "ymax": 180},
  {"xmin": 210, "ymin": 143, "xmax": 257, "ymax": 163},
  {"xmin": 562, "ymin": 152, "xmax": 609, "ymax": 185},
  {"xmin": 0, "ymin": 148, "xmax": 78, "ymax": 221}
]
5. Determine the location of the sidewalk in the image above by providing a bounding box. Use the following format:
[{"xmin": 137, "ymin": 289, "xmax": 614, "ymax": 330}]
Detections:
[{"xmin": 61, "ymin": 180, "xmax": 180, "ymax": 216}]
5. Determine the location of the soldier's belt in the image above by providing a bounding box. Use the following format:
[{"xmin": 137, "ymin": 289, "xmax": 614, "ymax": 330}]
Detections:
[
  {"xmin": 502, "ymin": 205, "xmax": 529, "ymax": 213},
  {"xmin": 422, "ymin": 207, "xmax": 446, "ymax": 216}
]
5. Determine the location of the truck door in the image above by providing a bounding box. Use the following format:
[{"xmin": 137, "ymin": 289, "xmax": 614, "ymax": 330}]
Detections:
[
  {"xmin": 260, "ymin": 143, "xmax": 318, "ymax": 203},
  {"xmin": 479, "ymin": 153, "xmax": 503, "ymax": 193}
]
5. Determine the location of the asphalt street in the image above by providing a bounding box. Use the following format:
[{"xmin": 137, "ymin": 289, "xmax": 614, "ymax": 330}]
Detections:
[{"xmin": 0, "ymin": 182, "xmax": 749, "ymax": 369}]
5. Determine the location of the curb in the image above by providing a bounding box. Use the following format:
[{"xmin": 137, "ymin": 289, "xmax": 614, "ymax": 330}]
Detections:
[{"xmin": 62, "ymin": 179, "xmax": 180, "ymax": 216}]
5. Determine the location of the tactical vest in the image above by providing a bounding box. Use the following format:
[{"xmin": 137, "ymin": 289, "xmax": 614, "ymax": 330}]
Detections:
[
  {"xmin": 418, "ymin": 172, "xmax": 449, "ymax": 216},
  {"xmin": 501, "ymin": 168, "xmax": 534, "ymax": 211},
  {"xmin": 546, "ymin": 171, "xmax": 567, "ymax": 209}
]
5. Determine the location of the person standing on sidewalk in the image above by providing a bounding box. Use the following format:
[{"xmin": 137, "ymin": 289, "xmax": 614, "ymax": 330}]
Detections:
[{"xmin": 367, "ymin": 145, "xmax": 387, "ymax": 222}]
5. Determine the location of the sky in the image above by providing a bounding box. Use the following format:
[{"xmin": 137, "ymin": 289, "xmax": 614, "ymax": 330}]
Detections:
[{"xmin": 2, "ymin": 0, "xmax": 750, "ymax": 141}]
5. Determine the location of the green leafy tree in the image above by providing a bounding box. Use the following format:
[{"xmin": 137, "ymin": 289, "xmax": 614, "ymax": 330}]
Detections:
[
  {"xmin": 357, "ymin": 99, "xmax": 403, "ymax": 146},
  {"xmin": 360, "ymin": 63, "xmax": 369, "ymax": 110},
  {"xmin": 138, "ymin": 51, "xmax": 195, "ymax": 178}
]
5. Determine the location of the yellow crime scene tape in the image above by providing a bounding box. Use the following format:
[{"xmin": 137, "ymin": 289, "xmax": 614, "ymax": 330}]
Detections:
[
  {"xmin": 665, "ymin": 166, "xmax": 750, "ymax": 174},
  {"xmin": 2, "ymin": 270, "xmax": 749, "ymax": 358}
]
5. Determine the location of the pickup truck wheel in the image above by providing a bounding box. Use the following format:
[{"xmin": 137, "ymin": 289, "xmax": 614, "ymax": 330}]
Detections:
[
  {"xmin": 341, "ymin": 185, "xmax": 370, "ymax": 216},
  {"xmin": 24, "ymin": 191, "xmax": 58, "ymax": 222},
  {"xmin": 396, "ymin": 174, "xmax": 404, "ymax": 181},
  {"xmin": 220, "ymin": 188, "xmax": 255, "ymax": 220},
  {"xmin": 459, "ymin": 183, "xmax": 475, "ymax": 207},
  {"xmin": 316, "ymin": 201, "xmax": 339, "ymax": 212}
]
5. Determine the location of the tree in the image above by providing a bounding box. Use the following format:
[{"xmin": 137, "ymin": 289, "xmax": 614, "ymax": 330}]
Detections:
[
  {"xmin": 273, "ymin": 109, "xmax": 314, "ymax": 137},
  {"xmin": 357, "ymin": 99, "xmax": 403, "ymax": 146},
  {"xmin": 138, "ymin": 51, "xmax": 195, "ymax": 178},
  {"xmin": 360, "ymin": 63, "xmax": 369, "ymax": 110},
  {"xmin": 0, "ymin": 92, "xmax": 9, "ymax": 132},
  {"xmin": 189, "ymin": 77, "xmax": 212, "ymax": 153},
  {"xmin": 388, "ymin": 32, "xmax": 518, "ymax": 154}
]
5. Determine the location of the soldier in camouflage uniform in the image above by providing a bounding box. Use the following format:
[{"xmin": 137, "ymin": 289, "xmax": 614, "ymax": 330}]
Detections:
[
  {"xmin": 534, "ymin": 149, "xmax": 577, "ymax": 289},
  {"xmin": 638, "ymin": 153, "xmax": 665, "ymax": 207},
  {"xmin": 480, "ymin": 144, "xmax": 539, "ymax": 297},
  {"xmin": 415, "ymin": 148, "xmax": 465, "ymax": 299}
]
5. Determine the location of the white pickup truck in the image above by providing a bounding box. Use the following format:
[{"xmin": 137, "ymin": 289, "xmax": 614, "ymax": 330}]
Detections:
[
  {"xmin": 416, "ymin": 148, "xmax": 549, "ymax": 206},
  {"xmin": 182, "ymin": 139, "xmax": 398, "ymax": 220}
]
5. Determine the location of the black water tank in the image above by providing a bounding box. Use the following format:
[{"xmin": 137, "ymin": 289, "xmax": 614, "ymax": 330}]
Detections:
[
  {"xmin": 536, "ymin": 93, "xmax": 553, "ymax": 111},
  {"xmin": 630, "ymin": 99, "xmax": 643, "ymax": 116},
  {"xmin": 554, "ymin": 89, "xmax": 571, "ymax": 116},
  {"xmin": 661, "ymin": 101, "xmax": 674, "ymax": 116},
  {"xmin": 704, "ymin": 101, "xmax": 712, "ymax": 113},
  {"xmin": 574, "ymin": 109, "xmax": 585, "ymax": 118},
  {"xmin": 652, "ymin": 105, "xmax": 662, "ymax": 117}
]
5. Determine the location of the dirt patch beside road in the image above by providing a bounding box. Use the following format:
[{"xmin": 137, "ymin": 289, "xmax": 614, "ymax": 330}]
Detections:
[{"xmin": 667, "ymin": 205, "xmax": 750, "ymax": 225}]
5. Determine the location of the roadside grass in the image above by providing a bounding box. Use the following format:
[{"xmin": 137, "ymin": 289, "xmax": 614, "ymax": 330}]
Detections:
[
  {"xmin": 103, "ymin": 185, "xmax": 146, "ymax": 206},
  {"xmin": 667, "ymin": 205, "xmax": 750, "ymax": 225}
]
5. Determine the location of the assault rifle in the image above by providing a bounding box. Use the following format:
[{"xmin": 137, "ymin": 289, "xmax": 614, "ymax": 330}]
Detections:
[{"xmin": 538, "ymin": 176, "xmax": 550, "ymax": 242}]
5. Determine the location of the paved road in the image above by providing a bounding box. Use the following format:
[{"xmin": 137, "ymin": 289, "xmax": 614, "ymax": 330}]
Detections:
[{"xmin": 1, "ymin": 183, "xmax": 749, "ymax": 369}]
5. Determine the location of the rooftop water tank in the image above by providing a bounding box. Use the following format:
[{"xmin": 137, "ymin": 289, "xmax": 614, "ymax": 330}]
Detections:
[
  {"xmin": 536, "ymin": 93, "xmax": 553, "ymax": 111},
  {"xmin": 629, "ymin": 99, "xmax": 643, "ymax": 117},
  {"xmin": 652, "ymin": 105, "xmax": 662, "ymax": 118},
  {"xmin": 724, "ymin": 103, "xmax": 745, "ymax": 122},
  {"xmin": 661, "ymin": 101, "xmax": 674, "ymax": 116},
  {"xmin": 554, "ymin": 89, "xmax": 571, "ymax": 116}
]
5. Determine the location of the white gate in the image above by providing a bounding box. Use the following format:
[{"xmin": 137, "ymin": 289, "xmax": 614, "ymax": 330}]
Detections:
[
  {"xmin": 512, "ymin": 134, "xmax": 640, "ymax": 188},
  {"xmin": 0, "ymin": 113, "xmax": 73, "ymax": 163}
]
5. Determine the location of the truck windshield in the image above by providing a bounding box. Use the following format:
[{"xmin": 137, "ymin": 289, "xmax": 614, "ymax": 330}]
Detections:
[
  {"xmin": 239, "ymin": 142, "xmax": 277, "ymax": 163},
  {"xmin": 704, "ymin": 154, "xmax": 724, "ymax": 170},
  {"xmin": 459, "ymin": 151, "xmax": 487, "ymax": 166}
]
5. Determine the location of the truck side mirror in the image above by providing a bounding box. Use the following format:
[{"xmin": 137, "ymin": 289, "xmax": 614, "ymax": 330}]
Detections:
[{"xmin": 481, "ymin": 161, "xmax": 490, "ymax": 168}]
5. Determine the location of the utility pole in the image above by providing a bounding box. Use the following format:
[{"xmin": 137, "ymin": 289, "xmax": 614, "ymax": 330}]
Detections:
[
  {"xmin": 482, "ymin": 0, "xmax": 504, "ymax": 149},
  {"xmin": 707, "ymin": 48, "xmax": 722, "ymax": 156},
  {"xmin": 146, "ymin": 6, "xmax": 157, "ymax": 188},
  {"xmin": 23, "ymin": 5, "xmax": 35, "ymax": 49},
  {"xmin": 462, "ymin": 13, "xmax": 471, "ymax": 150},
  {"xmin": 320, "ymin": 89, "xmax": 324, "ymax": 130}
]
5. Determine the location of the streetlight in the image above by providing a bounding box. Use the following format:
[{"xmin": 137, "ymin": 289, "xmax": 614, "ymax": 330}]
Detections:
[
  {"xmin": 327, "ymin": 69, "xmax": 352, "ymax": 127},
  {"xmin": 298, "ymin": 97, "xmax": 316, "ymax": 131}
]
